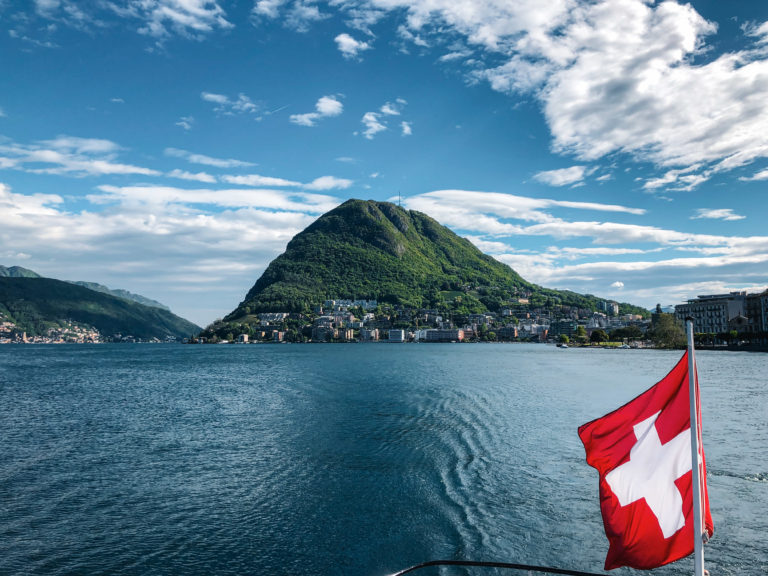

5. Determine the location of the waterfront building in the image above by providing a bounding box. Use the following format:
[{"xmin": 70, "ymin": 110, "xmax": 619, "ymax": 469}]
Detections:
[
  {"xmin": 674, "ymin": 292, "xmax": 747, "ymax": 334},
  {"xmin": 745, "ymin": 290, "xmax": 768, "ymax": 335},
  {"xmin": 388, "ymin": 329, "xmax": 406, "ymax": 343},
  {"xmin": 360, "ymin": 328, "xmax": 379, "ymax": 341},
  {"xmin": 424, "ymin": 329, "xmax": 464, "ymax": 342}
]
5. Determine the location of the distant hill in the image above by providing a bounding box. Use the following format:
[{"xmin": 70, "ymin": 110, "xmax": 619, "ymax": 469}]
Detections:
[
  {"xmin": 70, "ymin": 281, "xmax": 171, "ymax": 311},
  {"xmin": 217, "ymin": 199, "xmax": 647, "ymax": 325},
  {"xmin": 0, "ymin": 265, "xmax": 41, "ymax": 278},
  {"xmin": 0, "ymin": 265, "xmax": 170, "ymax": 310},
  {"xmin": 0, "ymin": 277, "xmax": 200, "ymax": 339}
]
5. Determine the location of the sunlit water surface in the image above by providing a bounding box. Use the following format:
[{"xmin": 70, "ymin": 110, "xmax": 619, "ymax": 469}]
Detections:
[{"xmin": 1, "ymin": 344, "xmax": 766, "ymax": 575}]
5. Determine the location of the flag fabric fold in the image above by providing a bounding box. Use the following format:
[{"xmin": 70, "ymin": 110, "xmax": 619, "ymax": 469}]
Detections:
[{"xmin": 578, "ymin": 351, "xmax": 713, "ymax": 570}]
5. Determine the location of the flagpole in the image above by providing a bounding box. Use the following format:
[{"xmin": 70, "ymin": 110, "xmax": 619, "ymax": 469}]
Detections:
[{"xmin": 685, "ymin": 318, "xmax": 705, "ymax": 576}]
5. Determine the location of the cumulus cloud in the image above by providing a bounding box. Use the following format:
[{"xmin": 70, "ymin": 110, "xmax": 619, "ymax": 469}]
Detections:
[
  {"xmin": 133, "ymin": 0, "xmax": 232, "ymax": 39},
  {"xmin": 201, "ymin": 92, "xmax": 259, "ymax": 115},
  {"xmin": 164, "ymin": 148, "xmax": 255, "ymax": 168},
  {"xmin": 610, "ymin": 281, "xmax": 625, "ymax": 289},
  {"xmin": 691, "ymin": 208, "xmax": 746, "ymax": 221},
  {"xmin": 360, "ymin": 99, "xmax": 409, "ymax": 139},
  {"xmin": 251, "ymin": 0, "xmax": 768, "ymax": 189},
  {"xmin": 533, "ymin": 166, "xmax": 589, "ymax": 187},
  {"xmin": 361, "ymin": 112, "xmax": 386, "ymax": 139},
  {"xmin": 335, "ymin": 33, "xmax": 371, "ymax": 59},
  {"xmin": 290, "ymin": 95, "xmax": 344, "ymax": 126}
]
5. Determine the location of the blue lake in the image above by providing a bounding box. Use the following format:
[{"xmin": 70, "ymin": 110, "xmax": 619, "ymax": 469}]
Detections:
[{"xmin": 1, "ymin": 344, "xmax": 765, "ymax": 575}]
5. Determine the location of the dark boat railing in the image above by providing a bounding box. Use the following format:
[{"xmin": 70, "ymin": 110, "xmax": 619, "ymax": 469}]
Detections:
[{"xmin": 390, "ymin": 559, "xmax": 607, "ymax": 576}]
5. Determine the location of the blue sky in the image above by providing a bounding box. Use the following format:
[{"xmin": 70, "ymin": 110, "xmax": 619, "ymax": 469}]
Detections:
[{"xmin": 2, "ymin": 0, "xmax": 768, "ymax": 326}]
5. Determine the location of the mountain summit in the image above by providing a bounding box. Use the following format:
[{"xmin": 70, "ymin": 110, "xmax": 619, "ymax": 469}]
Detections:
[{"xmin": 223, "ymin": 199, "xmax": 645, "ymax": 323}]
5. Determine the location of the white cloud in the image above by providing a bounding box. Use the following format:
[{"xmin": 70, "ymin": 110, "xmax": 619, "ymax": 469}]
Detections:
[
  {"xmin": 303, "ymin": 176, "xmax": 353, "ymax": 190},
  {"xmin": 253, "ymin": 0, "xmax": 286, "ymax": 19},
  {"xmin": 0, "ymin": 107, "xmax": 6, "ymax": 117},
  {"xmin": 360, "ymin": 99, "xmax": 409, "ymax": 139},
  {"xmin": 164, "ymin": 148, "xmax": 255, "ymax": 168},
  {"xmin": 201, "ymin": 92, "xmax": 258, "ymax": 115},
  {"xmin": 250, "ymin": 0, "xmax": 768, "ymax": 189},
  {"xmin": 93, "ymin": 185, "xmax": 339, "ymax": 212},
  {"xmin": 223, "ymin": 174, "xmax": 301, "ymax": 187},
  {"xmin": 610, "ymin": 281, "xmax": 624, "ymax": 289},
  {"xmin": 739, "ymin": 167, "xmax": 768, "ymax": 181},
  {"xmin": 175, "ymin": 116, "xmax": 194, "ymax": 130},
  {"xmin": 167, "ymin": 169, "xmax": 217, "ymax": 183},
  {"xmin": 404, "ymin": 190, "xmax": 645, "ymax": 227},
  {"xmin": 361, "ymin": 111, "xmax": 386, "ymax": 139},
  {"xmin": 289, "ymin": 95, "xmax": 343, "ymax": 127},
  {"xmin": 335, "ymin": 33, "xmax": 371, "ymax": 59},
  {"xmin": 380, "ymin": 99, "xmax": 406, "ymax": 115},
  {"xmin": 285, "ymin": 1, "xmax": 328, "ymax": 32},
  {"xmin": 691, "ymin": 208, "xmax": 746, "ymax": 221},
  {"xmin": 133, "ymin": 0, "xmax": 233, "ymax": 39},
  {"xmin": 0, "ymin": 136, "xmax": 159, "ymax": 177},
  {"xmin": 533, "ymin": 165, "xmax": 588, "ymax": 187}
]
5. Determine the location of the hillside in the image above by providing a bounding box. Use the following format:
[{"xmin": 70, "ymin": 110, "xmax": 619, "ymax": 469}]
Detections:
[
  {"xmin": 221, "ymin": 199, "xmax": 647, "ymax": 324},
  {"xmin": 0, "ymin": 265, "xmax": 41, "ymax": 278},
  {"xmin": 1, "ymin": 264, "xmax": 171, "ymax": 310},
  {"xmin": 0, "ymin": 277, "xmax": 200, "ymax": 339},
  {"xmin": 70, "ymin": 281, "xmax": 171, "ymax": 311}
]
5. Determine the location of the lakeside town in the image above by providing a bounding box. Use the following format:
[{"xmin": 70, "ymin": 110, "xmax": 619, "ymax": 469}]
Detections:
[{"xmin": 3, "ymin": 289, "xmax": 767, "ymax": 348}]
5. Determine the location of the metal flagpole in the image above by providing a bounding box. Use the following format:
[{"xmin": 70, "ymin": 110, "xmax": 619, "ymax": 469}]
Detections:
[{"xmin": 685, "ymin": 318, "xmax": 705, "ymax": 576}]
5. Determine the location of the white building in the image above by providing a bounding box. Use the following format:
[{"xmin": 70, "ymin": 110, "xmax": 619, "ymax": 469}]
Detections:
[{"xmin": 388, "ymin": 329, "xmax": 406, "ymax": 343}]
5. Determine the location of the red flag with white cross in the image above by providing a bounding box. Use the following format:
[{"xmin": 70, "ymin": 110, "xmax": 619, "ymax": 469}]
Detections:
[{"xmin": 578, "ymin": 351, "xmax": 714, "ymax": 570}]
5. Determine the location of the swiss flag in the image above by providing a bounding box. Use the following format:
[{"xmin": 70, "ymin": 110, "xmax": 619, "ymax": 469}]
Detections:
[{"xmin": 578, "ymin": 351, "xmax": 714, "ymax": 570}]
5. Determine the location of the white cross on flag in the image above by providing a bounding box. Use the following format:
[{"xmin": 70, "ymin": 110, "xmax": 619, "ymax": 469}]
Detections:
[{"xmin": 578, "ymin": 351, "xmax": 714, "ymax": 570}]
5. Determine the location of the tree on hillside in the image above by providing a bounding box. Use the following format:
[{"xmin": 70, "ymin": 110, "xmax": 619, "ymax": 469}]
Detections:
[{"xmin": 649, "ymin": 314, "xmax": 686, "ymax": 348}]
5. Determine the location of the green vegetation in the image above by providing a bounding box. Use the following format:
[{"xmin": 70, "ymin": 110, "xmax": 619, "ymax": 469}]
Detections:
[
  {"xmin": 70, "ymin": 281, "xmax": 171, "ymax": 311},
  {"xmin": 648, "ymin": 313, "xmax": 686, "ymax": 349},
  {"xmin": 220, "ymin": 200, "xmax": 648, "ymax": 328},
  {"xmin": 0, "ymin": 265, "xmax": 41, "ymax": 278},
  {"xmin": 590, "ymin": 328, "xmax": 609, "ymax": 343},
  {"xmin": 0, "ymin": 277, "xmax": 200, "ymax": 339},
  {"xmin": 1, "ymin": 264, "xmax": 171, "ymax": 311}
]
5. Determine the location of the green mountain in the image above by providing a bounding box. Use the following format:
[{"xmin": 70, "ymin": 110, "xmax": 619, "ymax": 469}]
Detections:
[
  {"xmin": 0, "ymin": 265, "xmax": 41, "ymax": 278},
  {"xmin": 219, "ymin": 199, "xmax": 647, "ymax": 324},
  {"xmin": 0, "ymin": 265, "xmax": 170, "ymax": 310},
  {"xmin": 70, "ymin": 281, "xmax": 171, "ymax": 311},
  {"xmin": 0, "ymin": 277, "xmax": 200, "ymax": 339}
]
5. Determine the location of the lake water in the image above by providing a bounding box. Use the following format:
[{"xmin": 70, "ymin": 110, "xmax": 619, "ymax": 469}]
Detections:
[{"xmin": 1, "ymin": 344, "xmax": 766, "ymax": 576}]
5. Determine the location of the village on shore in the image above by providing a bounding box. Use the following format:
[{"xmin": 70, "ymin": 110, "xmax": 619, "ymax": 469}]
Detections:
[
  {"xmin": 3, "ymin": 289, "xmax": 767, "ymax": 349},
  {"xmin": 198, "ymin": 289, "xmax": 768, "ymax": 349}
]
